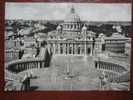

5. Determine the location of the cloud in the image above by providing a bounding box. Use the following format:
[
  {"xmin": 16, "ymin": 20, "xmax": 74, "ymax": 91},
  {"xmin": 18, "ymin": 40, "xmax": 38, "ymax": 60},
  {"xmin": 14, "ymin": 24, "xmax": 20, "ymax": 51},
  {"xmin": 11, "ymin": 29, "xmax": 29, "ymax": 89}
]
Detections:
[{"xmin": 5, "ymin": 3, "xmax": 131, "ymax": 21}]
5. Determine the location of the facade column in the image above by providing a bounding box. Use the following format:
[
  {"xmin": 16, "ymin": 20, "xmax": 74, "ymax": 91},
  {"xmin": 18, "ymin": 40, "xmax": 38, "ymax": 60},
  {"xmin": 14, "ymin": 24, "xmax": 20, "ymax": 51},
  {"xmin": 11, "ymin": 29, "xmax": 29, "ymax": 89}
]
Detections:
[
  {"xmin": 63, "ymin": 24, "xmax": 64, "ymax": 29},
  {"xmin": 85, "ymin": 42, "xmax": 87, "ymax": 55},
  {"xmin": 72, "ymin": 24, "xmax": 75, "ymax": 30},
  {"xmin": 90, "ymin": 44, "xmax": 93, "ymax": 56},
  {"xmin": 69, "ymin": 44, "xmax": 71, "ymax": 54},
  {"xmin": 62, "ymin": 43, "xmax": 64, "ymax": 54},
  {"xmin": 55, "ymin": 43, "xmax": 57, "ymax": 54},
  {"xmin": 65, "ymin": 43, "xmax": 67, "ymax": 54},
  {"xmin": 67, "ymin": 43, "xmax": 69, "ymax": 54},
  {"xmin": 65, "ymin": 24, "xmax": 67, "ymax": 30},
  {"xmin": 71, "ymin": 43, "xmax": 73, "ymax": 54},
  {"xmin": 76, "ymin": 25, "xmax": 78, "ymax": 29},
  {"xmin": 73, "ymin": 43, "xmax": 74, "ymax": 54},
  {"xmin": 58, "ymin": 43, "xmax": 60, "ymax": 54},
  {"xmin": 80, "ymin": 43, "xmax": 82, "ymax": 54},
  {"xmin": 69, "ymin": 24, "xmax": 71, "ymax": 30},
  {"xmin": 80, "ymin": 44, "xmax": 82, "ymax": 54},
  {"xmin": 82, "ymin": 44, "xmax": 84, "ymax": 54},
  {"xmin": 74, "ymin": 44, "xmax": 77, "ymax": 54},
  {"xmin": 67, "ymin": 24, "xmax": 69, "ymax": 30},
  {"xmin": 53, "ymin": 43, "xmax": 56, "ymax": 54},
  {"xmin": 74, "ymin": 24, "xmax": 76, "ymax": 30},
  {"xmin": 64, "ymin": 24, "xmax": 66, "ymax": 30},
  {"xmin": 73, "ymin": 43, "xmax": 75, "ymax": 54},
  {"xmin": 77, "ymin": 24, "xmax": 79, "ymax": 29},
  {"xmin": 75, "ymin": 44, "xmax": 77, "ymax": 54},
  {"xmin": 63, "ymin": 43, "xmax": 66, "ymax": 54},
  {"xmin": 79, "ymin": 24, "xmax": 80, "ymax": 29},
  {"xmin": 66, "ymin": 43, "xmax": 68, "ymax": 54}
]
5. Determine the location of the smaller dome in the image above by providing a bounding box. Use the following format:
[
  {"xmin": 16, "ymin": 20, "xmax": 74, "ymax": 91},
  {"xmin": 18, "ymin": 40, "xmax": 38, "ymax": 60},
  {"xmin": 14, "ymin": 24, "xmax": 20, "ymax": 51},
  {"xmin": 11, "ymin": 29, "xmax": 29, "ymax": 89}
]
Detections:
[
  {"xmin": 82, "ymin": 24, "xmax": 87, "ymax": 31},
  {"xmin": 98, "ymin": 33, "xmax": 105, "ymax": 38},
  {"xmin": 125, "ymin": 42, "xmax": 130, "ymax": 47},
  {"xmin": 56, "ymin": 25, "xmax": 62, "ymax": 30}
]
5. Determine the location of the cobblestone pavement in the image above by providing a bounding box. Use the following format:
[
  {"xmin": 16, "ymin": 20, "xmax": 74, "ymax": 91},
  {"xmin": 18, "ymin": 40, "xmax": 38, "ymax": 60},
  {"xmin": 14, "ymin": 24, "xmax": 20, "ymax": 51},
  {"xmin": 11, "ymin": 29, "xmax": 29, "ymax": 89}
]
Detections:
[{"xmin": 30, "ymin": 55, "xmax": 101, "ymax": 91}]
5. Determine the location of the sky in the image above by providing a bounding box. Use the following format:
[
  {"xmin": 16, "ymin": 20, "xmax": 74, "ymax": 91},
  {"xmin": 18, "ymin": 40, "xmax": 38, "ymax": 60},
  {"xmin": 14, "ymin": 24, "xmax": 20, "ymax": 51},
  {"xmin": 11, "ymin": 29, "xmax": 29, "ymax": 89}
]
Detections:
[{"xmin": 5, "ymin": 3, "xmax": 131, "ymax": 21}]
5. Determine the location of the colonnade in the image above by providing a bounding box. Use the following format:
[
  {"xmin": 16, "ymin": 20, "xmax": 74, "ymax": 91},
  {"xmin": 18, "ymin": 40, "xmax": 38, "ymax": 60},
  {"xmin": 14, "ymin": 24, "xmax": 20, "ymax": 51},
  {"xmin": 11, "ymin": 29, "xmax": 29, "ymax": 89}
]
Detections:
[
  {"xmin": 95, "ymin": 60, "xmax": 128, "ymax": 82},
  {"xmin": 7, "ymin": 59, "xmax": 46, "ymax": 73},
  {"xmin": 95, "ymin": 61, "xmax": 127, "ymax": 73}
]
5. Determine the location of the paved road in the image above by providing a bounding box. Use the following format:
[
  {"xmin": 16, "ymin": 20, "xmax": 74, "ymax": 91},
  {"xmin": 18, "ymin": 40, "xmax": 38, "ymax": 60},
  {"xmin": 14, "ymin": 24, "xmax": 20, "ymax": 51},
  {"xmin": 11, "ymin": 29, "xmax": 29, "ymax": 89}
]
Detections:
[{"xmin": 30, "ymin": 55, "xmax": 101, "ymax": 90}]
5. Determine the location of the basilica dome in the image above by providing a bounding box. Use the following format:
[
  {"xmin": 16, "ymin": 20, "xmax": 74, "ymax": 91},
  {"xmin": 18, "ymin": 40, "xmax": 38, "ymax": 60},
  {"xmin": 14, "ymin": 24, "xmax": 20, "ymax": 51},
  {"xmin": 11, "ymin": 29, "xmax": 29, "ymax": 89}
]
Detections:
[{"xmin": 61, "ymin": 6, "xmax": 82, "ymax": 32}]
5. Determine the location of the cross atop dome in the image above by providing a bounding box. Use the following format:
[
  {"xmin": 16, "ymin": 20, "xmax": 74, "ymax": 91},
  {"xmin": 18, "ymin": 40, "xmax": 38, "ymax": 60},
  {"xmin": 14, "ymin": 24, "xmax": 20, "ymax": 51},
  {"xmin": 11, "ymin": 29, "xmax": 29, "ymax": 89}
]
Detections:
[{"xmin": 70, "ymin": 5, "xmax": 75, "ymax": 13}]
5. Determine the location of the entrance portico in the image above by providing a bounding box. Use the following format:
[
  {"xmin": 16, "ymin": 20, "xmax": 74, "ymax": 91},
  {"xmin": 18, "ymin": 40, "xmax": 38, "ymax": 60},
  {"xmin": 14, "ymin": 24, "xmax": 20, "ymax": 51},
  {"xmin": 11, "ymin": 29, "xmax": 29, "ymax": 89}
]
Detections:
[{"xmin": 47, "ymin": 39, "xmax": 93, "ymax": 56}]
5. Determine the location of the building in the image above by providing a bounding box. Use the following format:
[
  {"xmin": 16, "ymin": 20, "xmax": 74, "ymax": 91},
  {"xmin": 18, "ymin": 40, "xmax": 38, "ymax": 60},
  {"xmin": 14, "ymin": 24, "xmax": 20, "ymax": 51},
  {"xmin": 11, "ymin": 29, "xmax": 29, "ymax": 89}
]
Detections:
[
  {"xmin": 46, "ymin": 6, "xmax": 96, "ymax": 56},
  {"xmin": 125, "ymin": 39, "xmax": 131, "ymax": 56},
  {"xmin": 100, "ymin": 32, "xmax": 130, "ymax": 53}
]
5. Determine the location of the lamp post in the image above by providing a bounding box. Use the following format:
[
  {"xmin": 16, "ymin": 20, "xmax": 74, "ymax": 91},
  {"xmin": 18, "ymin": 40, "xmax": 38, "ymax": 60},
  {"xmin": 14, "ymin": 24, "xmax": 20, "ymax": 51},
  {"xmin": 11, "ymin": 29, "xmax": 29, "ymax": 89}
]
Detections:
[
  {"xmin": 65, "ymin": 57, "xmax": 71, "ymax": 79},
  {"xmin": 62, "ymin": 56, "xmax": 76, "ymax": 90},
  {"xmin": 66, "ymin": 60, "xmax": 70, "ymax": 75},
  {"xmin": 65, "ymin": 56, "xmax": 75, "ymax": 79},
  {"xmin": 99, "ymin": 73, "xmax": 104, "ymax": 90},
  {"xmin": 99, "ymin": 71, "xmax": 110, "ymax": 90}
]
